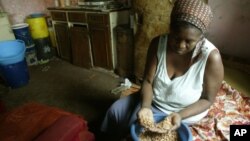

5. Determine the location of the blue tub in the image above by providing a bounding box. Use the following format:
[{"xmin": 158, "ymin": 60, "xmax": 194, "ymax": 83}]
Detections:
[
  {"xmin": 0, "ymin": 40, "xmax": 26, "ymax": 65},
  {"xmin": 0, "ymin": 40, "xmax": 29, "ymax": 88},
  {"xmin": 0, "ymin": 59, "xmax": 29, "ymax": 88}
]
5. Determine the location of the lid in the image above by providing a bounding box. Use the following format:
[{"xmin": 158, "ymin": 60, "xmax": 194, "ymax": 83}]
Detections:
[
  {"xmin": 12, "ymin": 23, "xmax": 29, "ymax": 29},
  {"xmin": 28, "ymin": 13, "xmax": 45, "ymax": 18}
]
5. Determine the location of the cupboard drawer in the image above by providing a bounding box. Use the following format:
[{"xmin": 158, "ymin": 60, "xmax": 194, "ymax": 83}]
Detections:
[
  {"xmin": 51, "ymin": 11, "xmax": 67, "ymax": 21},
  {"xmin": 87, "ymin": 13, "xmax": 109, "ymax": 25},
  {"xmin": 68, "ymin": 12, "xmax": 86, "ymax": 23}
]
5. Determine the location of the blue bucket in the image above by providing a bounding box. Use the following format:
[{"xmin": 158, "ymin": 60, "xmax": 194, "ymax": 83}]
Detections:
[
  {"xmin": 0, "ymin": 59, "xmax": 29, "ymax": 88},
  {"xmin": 12, "ymin": 23, "xmax": 34, "ymax": 46},
  {"xmin": 0, "ymin": 40, "xmax": 26, "ymax": 65}
]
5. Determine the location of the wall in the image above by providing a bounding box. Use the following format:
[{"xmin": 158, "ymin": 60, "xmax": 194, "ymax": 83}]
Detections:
[
  {"xmin": 0, "ymin": 0, "xmax": 105, "ymax": 24},
  {"xmin": 0, "ymin": 0, "xmax": 54, "ymax": 24},
  {"xmin": 133, "ymin": 0, "xmax": 173, "ymax": 80},
  {"xmin": 208, "ymin": 0, "xmax": 250, "ymax": 61}
]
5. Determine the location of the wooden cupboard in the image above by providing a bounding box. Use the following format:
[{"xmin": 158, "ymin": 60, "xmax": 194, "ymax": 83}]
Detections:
[{"xmin": 49, "ymin": 8, "xmax": 129, "ymax": 70}]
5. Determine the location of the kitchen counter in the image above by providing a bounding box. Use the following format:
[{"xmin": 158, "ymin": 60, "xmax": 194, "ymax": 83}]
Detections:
[{"xmin": 47, "ymin": 6, "xmax": 130, "ymax": 12}]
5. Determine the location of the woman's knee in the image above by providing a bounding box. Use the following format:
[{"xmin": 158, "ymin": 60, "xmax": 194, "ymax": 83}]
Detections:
[{"xmin": 106, "ymin": 94, "xmax": 140, "ymax": 120}]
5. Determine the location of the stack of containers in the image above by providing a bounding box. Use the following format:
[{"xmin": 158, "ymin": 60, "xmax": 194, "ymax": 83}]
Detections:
[
  {"xmin": 0, "ymin": 40, "xmax": 29, "ymax": 88},
  {"xmin": 12, "ymin": 23, "xmax": 38, "ymax": 66},
  {"xmin": 26, "ymin": 13, "xmax": 52, "ymax": 64}
]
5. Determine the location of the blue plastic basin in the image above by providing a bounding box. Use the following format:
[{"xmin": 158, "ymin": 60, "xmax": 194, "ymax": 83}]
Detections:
[
  {"xmin": 0, "ymin": 59, "xmax": 29, "ymax": 88},
  {"xmin": 0, "ymin": 40, "xmax": 26, "ymax": 65},
  {"xmin": 131, "ymin": 114, "xmax": 193, "ymax": 141}
]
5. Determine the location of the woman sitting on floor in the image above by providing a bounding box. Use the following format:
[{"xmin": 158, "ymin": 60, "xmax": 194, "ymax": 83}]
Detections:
[{"xmin": 101, "ymin": 0, "xmax": 224, "ymax": 139}]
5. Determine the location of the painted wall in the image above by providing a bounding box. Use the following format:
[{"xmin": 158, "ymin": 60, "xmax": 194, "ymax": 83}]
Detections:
[
  {"xmin": 0, "ymin": 0, "xmax": 54, "ymax": 24},
  {"xmin": 208, "ymin": 0, "xmax": 250, "ymax": 61},
  {"xmin": 1, "ymin": 0, "xmax": 249, "ymax": 61}
]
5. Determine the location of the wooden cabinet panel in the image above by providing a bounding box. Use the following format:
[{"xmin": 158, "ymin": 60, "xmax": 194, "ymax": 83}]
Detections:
[
  {"xmin": 68, "ymin": 12, "xmax": 86, "ymax": 23},
  {"xmin": 87, "ymin": 13, "xmax": 109, "ymax": 25},
  {"xmin": 54, "ymin": 23, "xmax": 71, "ymax": 61},
  {"xmin": 116, "ymin": 26, "xmax": 134, "ymax": 77},
  {"xmin": 89, "ymin": 24, "xmax": 112, "ymax": 69},
  {"xmin": 51, "ymin": 12, "xmax": 67, "ymax": 21},
  {"xmin": 70, "ymin": 26, "xmax": 92, "ymax": 68}
]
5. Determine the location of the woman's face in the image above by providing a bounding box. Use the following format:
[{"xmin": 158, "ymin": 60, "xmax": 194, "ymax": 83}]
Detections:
[{"xmin": 168, "ymin": 26, "xmax": 202, "ymax": 55}]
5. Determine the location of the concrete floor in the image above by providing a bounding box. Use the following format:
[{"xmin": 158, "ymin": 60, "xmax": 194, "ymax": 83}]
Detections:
[
  {"xmin": 224, "ymin": 65, "xmax": 250, "ymax": 96},
  {"xmin": 0, "ymin": 58, "xmax": 121, "ymax": 140},
  {"xmin": 0, "ymin": 57, "xmax": 249, "ymax": 140}
]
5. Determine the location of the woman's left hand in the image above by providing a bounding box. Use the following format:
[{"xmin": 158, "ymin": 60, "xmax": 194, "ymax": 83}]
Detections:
[{"xmin": 168, "ymin": 112, "xmax": 182, "ymax": 130}]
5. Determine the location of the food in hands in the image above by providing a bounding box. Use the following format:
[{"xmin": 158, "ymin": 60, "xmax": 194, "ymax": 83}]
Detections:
[{"xmin": 139, "ymin": 116, "xmax": 179, "ymax": 141}]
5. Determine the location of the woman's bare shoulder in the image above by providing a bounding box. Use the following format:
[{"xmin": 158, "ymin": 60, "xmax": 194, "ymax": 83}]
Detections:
[{"xmin": 206, "ymin": 49, "xmax": 224, "ymax": 76}]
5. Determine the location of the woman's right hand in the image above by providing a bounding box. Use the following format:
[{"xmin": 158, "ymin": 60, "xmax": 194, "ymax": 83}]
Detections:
[
  {"xmin": 138, "ymin": 108, "xmax": 174, "ymax": 133},
  {"xmin": 137, "ymin": 107, "xmax": 154, "ymax": 128},
  {"xmin": 138, "ymin": 107, "xmax": 167, "ymax": 133}
]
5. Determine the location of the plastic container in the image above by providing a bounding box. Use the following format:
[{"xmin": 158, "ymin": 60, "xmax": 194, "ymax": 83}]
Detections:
[
  {"xmin": 65, "ymin": 0, "xmax": 70, "ymax": 6},
  {"xmin": 0, "ymin": 59, "xmax": 29, "ymax": 88},
  {"xmin": 33, "ymin": 37, "xmax": 52, "ymax": 64},
  {"xmin": 12, "ymin": 23, "xmax": 34, "ymax": 46},
  {"xmin": 131, "ymin": 114, "xmax": 193, "ymax": 141},
  {"xmin": 54, "ymin": 0, "xmax": 59, "ymax": 7},
  {"xmin": 26, "ymin": 14, "xmax": 49, "ymax": 39},
  {"xmin": 26, "ymin": 44, "xmax": 38, "ymax": 66},
  {"xmin": 0, "ymin": 40, "xmax": 26, "ymax": 65}
]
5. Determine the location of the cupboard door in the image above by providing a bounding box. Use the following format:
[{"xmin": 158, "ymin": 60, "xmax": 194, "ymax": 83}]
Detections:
[
  {"xmin": 70, "ymin": 26, "xmax": 92, "ymax": 68},
  {"xmin": 51, "ymin": 11, "xmax": 67, "ymax": 21},
  {"xmin": 89, "ymin": 24, "xmax": 112, "ymax": 70},
  {"xmin": 54, "ymin": 23, "xmax": 71, "ymax": 62},
  {"xmin": 87, "ymin": 13, "xmax": 109, "ymax": 25},
  {"xmin": 68, "ymin": 12, "xmax": 86, "ymax": 23}
]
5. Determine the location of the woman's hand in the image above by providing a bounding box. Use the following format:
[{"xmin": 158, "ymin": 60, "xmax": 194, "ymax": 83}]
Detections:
[
  {"xmin": 138, "ymin": 107, "xmax": 165, "ymax": 133},
  {"xmin": 168, "ymin": 112, "xmax": 182, "ymax": 130},
  {"xmin": 138, "ymin": 108, "xmax": 169, "ymax": 133},
  {"xmin": 137, "ymin": 107, "xmax": 154, "ymax": 127}
]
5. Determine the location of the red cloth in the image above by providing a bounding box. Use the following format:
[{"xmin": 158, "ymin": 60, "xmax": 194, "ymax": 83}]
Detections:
[
  {"xmin": 0, "ymin": 103, "xmax": 95, "ymax": 141},
  {"xmin": 72, "ymin": 130, "xmax": 95, "ymax": 141},
  {"xmin": 35, "ymin": 115, "xmax": 94, "ymax": 141}
]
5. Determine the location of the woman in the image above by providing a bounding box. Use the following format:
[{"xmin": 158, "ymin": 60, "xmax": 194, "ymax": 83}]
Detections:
[{"xmin": 101, "ymin": 0, "xmax": 224, "ymax": 139}]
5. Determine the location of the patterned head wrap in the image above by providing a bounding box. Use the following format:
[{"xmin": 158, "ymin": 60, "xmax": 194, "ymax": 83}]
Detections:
[{"xmin": 171, "ymin": 0, "xmax": 213, "ymax": 33}]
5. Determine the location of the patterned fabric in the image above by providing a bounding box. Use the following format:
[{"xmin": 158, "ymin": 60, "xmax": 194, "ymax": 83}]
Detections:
[
  {"xmin": 190, "ymin": 81, "xmax": 250, "ymax": 141},
  {"xmin": 171, "ymin": 0, "xmax": 213, "ymax": 32}
]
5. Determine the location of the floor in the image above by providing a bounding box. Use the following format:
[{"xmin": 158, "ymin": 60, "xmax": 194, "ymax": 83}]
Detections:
[
  {"xmin": 224, "ymin": 64, "xmax": 250, "ymax": 96},
  {"xmin": 0, "ymin": 58, "xmax": 121, "ymax": 140},
  {"xmin": 0, "ymin": 57, "xmax": 249, "ymax": 140}
]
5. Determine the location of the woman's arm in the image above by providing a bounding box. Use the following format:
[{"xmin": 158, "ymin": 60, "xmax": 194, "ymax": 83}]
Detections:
[
  {"xmin": 140, "ymin": 37, "xmax": 159, "ymax": 108},
  {"xmin": 137, "ymin": 37, "xmax": 158, "ymax": 128},
  {"xmin": 178, "ymin": 49, "xmax": 224, "ymax": 119}
]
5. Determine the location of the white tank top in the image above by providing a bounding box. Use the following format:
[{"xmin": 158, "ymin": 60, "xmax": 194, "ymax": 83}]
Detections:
[{"xmin": 152, "ymin": 34, "xmax": 217, "ymax": 124}]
